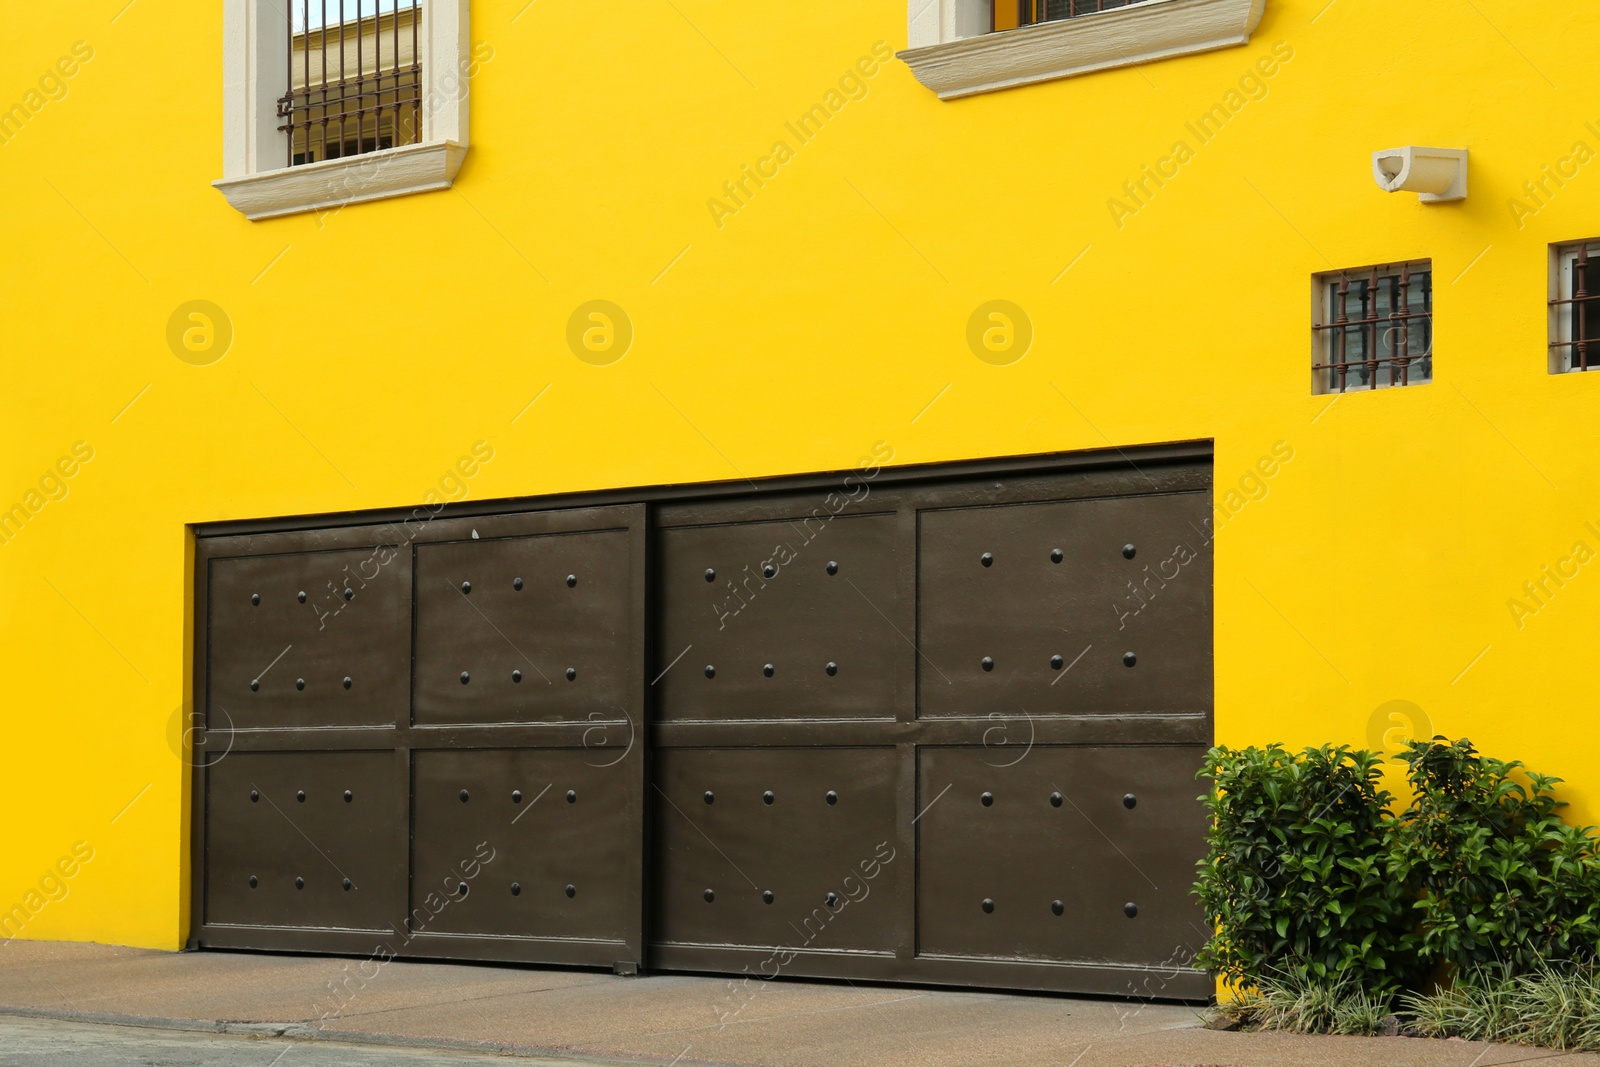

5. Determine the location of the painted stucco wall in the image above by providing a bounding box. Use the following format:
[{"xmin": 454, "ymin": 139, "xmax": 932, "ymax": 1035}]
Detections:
[{"xmin": 2, "ymin": 0, "xmax": 1596, "ymax": 950}]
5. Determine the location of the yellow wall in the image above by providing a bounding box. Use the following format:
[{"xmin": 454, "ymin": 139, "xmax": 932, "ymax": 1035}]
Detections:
[{"xmin": 3, "ymin": 0, "xmax": 1598, "ymax": 951}]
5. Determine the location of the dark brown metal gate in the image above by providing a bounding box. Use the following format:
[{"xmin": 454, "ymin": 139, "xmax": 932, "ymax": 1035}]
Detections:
[
  {"xmin": 191, "ymin": 445, "xmax": 1212, "ymax": 998},
  {"xmin": 191, "ymin": 506, "xmax": 647, "ymax": 969}
]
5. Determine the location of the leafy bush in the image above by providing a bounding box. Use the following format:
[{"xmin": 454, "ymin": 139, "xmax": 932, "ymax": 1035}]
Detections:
[
  {"xmin": 1194, "ymin": 744, "xmax": 1421, "ymax": 993},
  {"xmin": 1389, "ymin": 738, "xmax": 1600, "ymax": 978}
]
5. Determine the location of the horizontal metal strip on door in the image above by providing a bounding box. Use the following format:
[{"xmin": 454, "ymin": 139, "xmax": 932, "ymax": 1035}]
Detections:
[{"xmin": 651, "ymin": 715, "xmax": 1211, "ymax": 749}]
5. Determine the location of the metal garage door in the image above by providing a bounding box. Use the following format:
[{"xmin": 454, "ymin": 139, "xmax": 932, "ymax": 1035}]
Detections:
[
  {"xmin": 191, "ymin": 448, "xmax": 1211, "ymax": 997},
  {"xmin": 191, "ymin": 506, "xmax": 648, "ymax": 970},
  {"xmin": 649, "ymin": 458, "xmax": 1212, "ymax": 997}
]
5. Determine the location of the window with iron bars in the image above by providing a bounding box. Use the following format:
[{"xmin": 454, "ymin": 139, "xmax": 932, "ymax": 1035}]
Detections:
[
  {"xmin": 1550, "ymin": 240, "xmax": 1600, "ymax": 374},
  {"xmin": 280, "ymin": 1, "xmax": 422, "ymax": 168},
  {"xmin": 1311, "ymin": 262, "xmax": 1434, "ymax": 394},
  {"xmin": 996, "ymin": 0, "xmax": 1140, "ymax": 30}
]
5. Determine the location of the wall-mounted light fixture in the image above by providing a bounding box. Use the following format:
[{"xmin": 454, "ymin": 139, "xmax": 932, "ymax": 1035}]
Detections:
[{"xmin": 1372, "ymin": 146, "xmax": 1468, "ymax": 203}]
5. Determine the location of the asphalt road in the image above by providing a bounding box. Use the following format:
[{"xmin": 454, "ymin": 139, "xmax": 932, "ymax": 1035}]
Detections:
[{"xmin": 0, "ymin": 1016, "xmax": 607, "ymax": 1067}]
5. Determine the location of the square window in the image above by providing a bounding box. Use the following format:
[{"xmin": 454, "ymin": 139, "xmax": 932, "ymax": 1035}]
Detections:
[
  {"xmin": 1312, "ymin": 261, "xmax": 1433, "ymax": 394},
  {"xmin": 1549, "ymin": 240, "xmax": 1600, "ymax": 373}
]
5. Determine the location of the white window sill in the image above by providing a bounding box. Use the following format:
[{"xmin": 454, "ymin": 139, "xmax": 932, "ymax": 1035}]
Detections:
[
  {"xmin": 898, "ymin": 0, "xmax": 1266, "ymax": 100},
  {"xmin": 212, "ymin": 140, "xmax": 466, "ymax": 221}
]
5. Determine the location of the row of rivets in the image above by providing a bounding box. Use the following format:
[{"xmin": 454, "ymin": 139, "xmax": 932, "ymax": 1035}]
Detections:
[
  {"xmin": 249, "ymin": 676, "xmax": 355, "ymax": 692},
  {"xmin": 249, "ymin": 789, "xmax": 355, "ymax": 803},
  {"xmin": 459, "ymin": 789, "xmax": 579, "ymax": 804},
  {"xmin": 500, "ymin": 883, "xmax": 578, "ymax": 898},
  {"xmin": 971, "ymin": 654, "xmax": 1136, "ymax": 671},
  {"xmin": 967, "ymin": 791, "xmax": 1137, "ymax": 809},
  {"xmin": 968, "ymin": 899, "xmax": 1137, "ymax": 917},
  {"xmin": 249, "ymin": 589, "xmax": 353, "ymax": 605},
  {"xmin": 247, "ymin": 875, "xmax": 354, "ymax": 892},
  {"xmin": 459, "ymin": 669, "xmax": 578, "ymax": 684},
  {"xmin": 704, "ymin": 561, "xmax": 841, "ymax": 583},
  {"xmin": 703, "ymin": 662, "xmax": 839, "ymax": 678},
  {"xmin": 977, "ymin": 545, "xmax": 1138, "ymax": 566},
  {"xmin": 701, "ymin": 889, "xmax": 841, "ymax": 906},
  {"xmin": 700, "ymin": 790, "xmax": 837, "ymax": 805},
  {"xmin": 461, "ymin": 576, "xmax": 577, "ymax": 594}
]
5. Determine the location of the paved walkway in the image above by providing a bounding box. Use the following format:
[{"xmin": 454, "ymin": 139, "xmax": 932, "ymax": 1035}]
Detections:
[{"xmin": 1, "ymin": 941, "xmax": 1595, "ymax": 1067}]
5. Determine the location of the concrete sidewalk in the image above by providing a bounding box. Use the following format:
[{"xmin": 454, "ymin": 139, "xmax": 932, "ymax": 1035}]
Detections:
[{"xmin": 0, "ymin": 941, "xmax": 1594, "ymax": 1067}]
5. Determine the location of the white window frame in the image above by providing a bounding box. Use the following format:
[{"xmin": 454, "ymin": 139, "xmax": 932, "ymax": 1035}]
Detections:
[
  {"xmin": 899, "ymin": 0, "xmax": 1266, "ymax": 100},
  {"xmin": 1550, "ymin": 240, "xmax": 1600, "ymax": 374},
  {"xmin": 214, "ymin": 0, "xmax": 470, "ymax": 221}
]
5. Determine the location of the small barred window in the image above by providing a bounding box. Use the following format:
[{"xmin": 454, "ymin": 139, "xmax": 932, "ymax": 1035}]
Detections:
[
  {"xmin": 1311, "ymin": 262, "xmax": 1434, "ymax": 394},
  {"xmin": 281, "ymin": 1, "xmax": 422, "ymax": 168},
  {"xmin": 1549, "ymin": 240, "xmax": 1600, "ymax": 373}
]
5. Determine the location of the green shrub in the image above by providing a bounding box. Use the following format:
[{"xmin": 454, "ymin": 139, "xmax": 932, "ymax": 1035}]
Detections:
[
  {"xmin": 1193, "ymin": 743, "xmax": 1421, "ymax": 993},
  {"xmin": 1223, "ymin": 968, "xmax": 1394, "ymax": 1035},
  {"xmin": 1388, "ymin": 737, "xmax": 1600, "ymax": 978}
]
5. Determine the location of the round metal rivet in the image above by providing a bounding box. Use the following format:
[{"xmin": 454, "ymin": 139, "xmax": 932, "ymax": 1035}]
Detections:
[
  {"xmin": 344, "ymin": 790, "xmax": 353, "ymax": 802},
  {"xmin": 762, "ymin": 890, "xmax": 774, "ymax": 904},
  {"xmin": 1050, "ymin": 655, "xmax": 1064, "ymax": 670},
  {"xmin": 981, "ymin": 791, "xmax": 994, "ymax": 807},
  {"xmin": 1123, "ymin": 544, "xmax": 1137, "ymax": 560},
  {"xmin": 512, "ymin": 790, "xmax": 523, "ymax": 803},
  {"xmin": 762, "ymin": 663, "xmax": 775, "ymax": 678},
  {"xmin": 296, "ymin": 790, "xmax": 306, "ymax": 802},
  {"xmin": 512, "ymin": 670, "xmax": 522, "ymax": 683},
  {"xmin": 343, "ymin": 676, "xmax": 353, "ymax": 689},
  {"xmin": 343, "ymin": 587, "xmax": 354, "ymax": 601},
  {"xmin": 981, "ymin": 656, "xmax": 994, "ymax": 672},
  {"xmin": 1124, "ymin": 902, "xmax": 1139, "ymax": 918},
  {"xmin": 1050, "ymin": 792, "xmax": 1063, "ymax": 807},
  {"xmin": 459, "ymin": 789, "xmax": 470, "ymax": 802},
  {"xmin": 980, "ymin": 552, "xmax": 993, "ymax": 567},
  {"xmin": 460, "ymin": 671, "xmax": 471, "ymax": 684},
  {"xmin": 565, "ymin": 667, "xmax": 577, "ymax": 681},
  {"xmin": 1123, "ymin": 652, "xmax": 1137, "ymax": 668},
  {"xmin": 763, "ymin": 791, "xmax": 774, "ymax": 805},
  {"xmin": 513, "ymin": 577, "xmax": 524, "ymax": 591},
  {"xmin": 248, "ymin": 875, "xmax": 258, "ymax": 888},
  {"xmin": 297, "ymin": 591, "xmax": 307, "ymax": 604},
  {"xmin": 567, "ymin": 790, "xmax": 577, "ymax": 804},
  {"xmin": 511, "ymin": 883, "xmax": 521, "ymax": 896},
  {"xmin": 461, "ymin": 581, "xmax": 472, "ymax": 594},
  {"xmin": 295, "ymin": 678, "xmax": 305, "ymax": 691},
  {"xmin": 1052, "ymin": 900, "xmax": 1065, "ymax": 916},
  {"xmin": 566, "ymin": 884, "xmax": 577, "ymax": 898},
  {"xmin": 825, "ymin": 892, "xmax": 839, "ymax": 907},
  {"xmin": 457, "ymin": 882, "xmax": 468, "ymax": 897},
  {"xmin": 825, "ymin": 791, "xmax": 838, "ymax": 806},
  {"xmin": 982, "ymin": 898, "xmax": 995, "ymax": 914},
  {"xmin": 704, "ymin": 665, "xmax": 716, "ymax": 679},
  {"xmin": 1124, "ymin": 793, "xmax": 1138, "ymax": 809},
  {"xmin": 704, "ymin": 568, "xmax": 716, "ymax": 582},
  {"xmin": 703, "ymin": 791, "xmax": 715, "ymax": 805},
  {"xmin": 566, "ymin": 574, "xmax": 577, "ymax": 588},
  {"xmin": 295, "ymin": 877, "xmax": 305, "ymax": 889},
  {"xmin": 763, "ymin": 564, "xmax": 776, "ymax": 578},
  {"xmin": 1050, "ymin": 549, "xmax": 1063, "ymax": 564},
  {"xmin": 825, "ymin": 662, "xmax": 838, "ymax": 676},
  {"xmin": 250, "ymin": 679, "xmax": 259, "ymax": 692},
  {"xmin": 826, "ymin": 561, "xmax": 838, "ymax": 575},
  {"xmin": 343, "ymin": 878, "xmax": 352, "ymax": 891},
  {"xmin": 704, "ymin": 889, "xmax": 715, "ymax": 903},
  {"xmin": 249, "ymin": 790, "xmax": 259, "ymax": 802},
  {"xmin": 250, "ymin": 593, "xmax": 260, "ymax": 606}
]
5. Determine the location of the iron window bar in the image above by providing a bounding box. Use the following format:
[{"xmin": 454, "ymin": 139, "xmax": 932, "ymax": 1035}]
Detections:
[
  {"xmin": 1018, "ymin": 0, "xmax": 1137, "ymax": 24},
  {"xmin": 1311, "ymin": 262, "xmax": 1434, "ymax": 394},
  {"xmin": 1550, "ymin": 241, "xmax": 1600, "ymax": 372},
  {"xmin": 278, "ymin": 0, "xmax": 422, "ymax": 169}
]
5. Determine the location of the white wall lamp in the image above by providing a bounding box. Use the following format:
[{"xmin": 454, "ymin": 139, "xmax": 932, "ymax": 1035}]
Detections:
[{"xmin": 1372, "ymin": 146, "xmax": 1468, "ymax": 203}]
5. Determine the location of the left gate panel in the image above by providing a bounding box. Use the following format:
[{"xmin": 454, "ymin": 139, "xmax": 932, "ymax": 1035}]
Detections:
[
  {"xmin": 208, "ymin": 548, "xmax": 412, "ymax": 729},
  {"xmin": 205, "ymin": 751, "xmax": 404, "ymax": 931}
]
